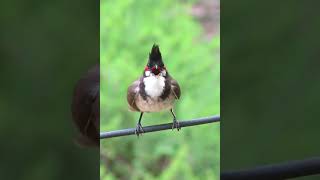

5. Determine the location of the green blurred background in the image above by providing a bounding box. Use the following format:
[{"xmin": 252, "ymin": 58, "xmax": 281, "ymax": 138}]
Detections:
[
  {"xmin": 100, "ymin": 0, "xmax": 220, "ymax": 179},
  {"xmin": 221, "ymin": 2, "xmax": 320, "ymax": 178},
  {"xmin": 0, "ymin": 0, "xmax": 99, "ymax": 179}
]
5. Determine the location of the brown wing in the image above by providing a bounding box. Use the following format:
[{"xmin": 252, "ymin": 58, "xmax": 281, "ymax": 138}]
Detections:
[
  {"xmin": 127, "ymin": 80, "xmax": 140, "ymax": 111},
  {"xmin": 171, "ymin": 79, "xmax": 181, "ymax": 99}
]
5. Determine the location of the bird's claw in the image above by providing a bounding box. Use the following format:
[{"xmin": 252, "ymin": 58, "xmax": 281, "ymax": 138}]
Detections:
[
  {"xmin": 135, "ymin": 123, "xmax": 144, "ymax": 137},
  {"xmin": 172, "ymin": 119, "xmax": 181, "ymax": 131}
]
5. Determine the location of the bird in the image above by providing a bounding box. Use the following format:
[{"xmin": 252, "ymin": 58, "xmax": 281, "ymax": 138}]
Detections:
[
  {"xmin": 71, "ymin": 64, "xmax": 100, "ymax": 147},
  {"xmin": 127, "ymin": 44, "xmax": 181, "ymax": 136}
]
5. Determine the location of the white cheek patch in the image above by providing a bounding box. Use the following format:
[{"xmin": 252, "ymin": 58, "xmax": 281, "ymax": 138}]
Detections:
[
  {"xmin": 145, "ymin": 71, "xmax": 151, "ymax": 77},
  {"xmin": 161, "ymin": 70, "xmax": 166, "ymax": 76}
]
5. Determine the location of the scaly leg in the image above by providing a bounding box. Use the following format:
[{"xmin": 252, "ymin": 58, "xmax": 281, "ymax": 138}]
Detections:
[
  {"xmin": 170, "ymin": 109, "xmax": 181, "ymax": 131},
  {"xmin": 135, "ymin": 112, "xmax": 144, "ymax": 137}
]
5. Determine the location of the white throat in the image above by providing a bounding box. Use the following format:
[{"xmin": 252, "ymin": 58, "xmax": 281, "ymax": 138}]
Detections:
[{"xmin": 143, "ymin": 75, "xmax": 165, "ymax": 97}]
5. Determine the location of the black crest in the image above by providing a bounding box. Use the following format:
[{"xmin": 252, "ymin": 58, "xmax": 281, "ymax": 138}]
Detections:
[{"xmin": 148, "ymin": 44, "xmax": 164, "ymax": 67}]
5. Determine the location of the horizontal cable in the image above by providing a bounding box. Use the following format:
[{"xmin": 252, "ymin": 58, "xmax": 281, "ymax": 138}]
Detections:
[
  {"xmin": 221, "ymin": 157, "xmax": 320, "ymax": 179},
  {"xmin": 100, "ymin": 115, "xmax": 220, "ymax": 139}
]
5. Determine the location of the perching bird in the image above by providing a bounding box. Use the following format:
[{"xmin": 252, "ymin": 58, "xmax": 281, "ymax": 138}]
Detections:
[
  {"xmin": 127, "ymin": 44, "xmax": 181, "ymax": 136},
  {"xmin": 71, "ymin": 64, "xmax": 99, "ymax": 147}
]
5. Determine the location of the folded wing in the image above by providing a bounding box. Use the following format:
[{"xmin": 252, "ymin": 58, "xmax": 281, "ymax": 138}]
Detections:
[
  {"xmin": 171, "ymin": 79, "xmax": 181, "ymax": 99},
  {"xmin": 127, "ymin": 80, "xmax": 140, "ymax": 111}
]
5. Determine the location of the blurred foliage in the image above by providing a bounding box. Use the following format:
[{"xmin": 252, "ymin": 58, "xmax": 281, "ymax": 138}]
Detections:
[
  {"xmin": 221, "ymin": 1, "xmax": 320, "ymax": 176},
  {"xmin": 100, "ymin": 0, "xmax": 219, "ymax": 179},
  {"xmin": 0, "ymin": 0, "xmax": 99, "ymax": 179}
]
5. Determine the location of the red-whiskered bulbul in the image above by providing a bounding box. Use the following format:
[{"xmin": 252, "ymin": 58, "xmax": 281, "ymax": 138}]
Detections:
[{"xmin": 127, "ymin": 44, "xmax": 181, "ymax": 136}]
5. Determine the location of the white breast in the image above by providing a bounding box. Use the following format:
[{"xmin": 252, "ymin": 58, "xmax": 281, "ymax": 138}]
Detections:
[
  {"xmin": 143, "ymin": 75, "xmax": 165, "ymax": 97},
  {"xmin": 137, "ymin": 75, "xmax": 175, "ymax": 112}
]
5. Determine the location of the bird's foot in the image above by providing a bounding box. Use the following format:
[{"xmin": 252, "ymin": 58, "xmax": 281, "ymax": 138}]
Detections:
[
  {"xmin": 135, "ymin": 123, "xmax": 144, "ymax": 137},
  {"xmin": 172, "ymin": 118, "xmax": 181, "ymax": 131}
]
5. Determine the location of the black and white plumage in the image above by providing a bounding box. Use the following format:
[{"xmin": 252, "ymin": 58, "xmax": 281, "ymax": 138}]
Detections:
[{"xmin": 127, "ymin": 44, "xmax": 181, "ymax": 136}]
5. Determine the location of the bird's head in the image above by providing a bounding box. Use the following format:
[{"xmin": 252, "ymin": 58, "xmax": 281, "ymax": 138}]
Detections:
[{"xmin": 144, "ymin": 44, "xmax": 167, "ymax": 77}]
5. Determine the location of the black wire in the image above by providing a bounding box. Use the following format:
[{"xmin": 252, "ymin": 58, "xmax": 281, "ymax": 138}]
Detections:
[
  {"xmin": 100, "ymin": 115, "xmax": 320, "ymax": 179},
  {"xmin": 100, "ymin": 115, "xmax": 220, "ymax": 139},
  {"xmin": 221, "ymin": 157, "xmax": 320, "ymax": 180}
]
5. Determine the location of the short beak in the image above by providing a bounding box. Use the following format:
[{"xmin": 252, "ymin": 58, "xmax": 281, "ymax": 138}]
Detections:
[{"xmin": 153, "ymin": 65, "xmax": 160, "ymax": 76}]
